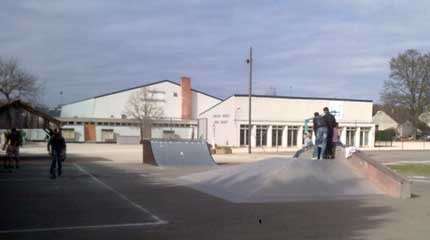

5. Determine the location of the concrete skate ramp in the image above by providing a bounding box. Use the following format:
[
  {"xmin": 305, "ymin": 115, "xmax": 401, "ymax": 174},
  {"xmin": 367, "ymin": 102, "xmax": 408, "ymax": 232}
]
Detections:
[
  {"xmin": 294, "ymin": 144, "xmax": 411, "ymax": 199},
  {"xmin": 179, "ymin": 157, "xmax": 382, "ymax": 203},
  {"xmin": 143, "ymin": 139, "xmax": 216, "ymax": 167}
]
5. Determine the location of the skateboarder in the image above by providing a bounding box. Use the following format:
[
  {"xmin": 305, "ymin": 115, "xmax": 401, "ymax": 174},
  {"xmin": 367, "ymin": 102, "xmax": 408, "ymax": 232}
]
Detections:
[
  {"xmin": 2, "ymin": 128, "xmax": 22, "ymax": 170},
  {"xmin": 47, "ymin": 128, "xmax": 66, "ymax": 179}
]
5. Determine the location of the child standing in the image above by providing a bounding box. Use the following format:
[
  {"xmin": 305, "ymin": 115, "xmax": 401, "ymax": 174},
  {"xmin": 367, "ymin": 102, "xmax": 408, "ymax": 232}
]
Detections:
[
  {"xmin": 331, "ymin": 123, "xmax": 340, "ymax": 158},
  {"xmin": 304, "ymin": 132, "xmax": 313, "ymax": 150}
]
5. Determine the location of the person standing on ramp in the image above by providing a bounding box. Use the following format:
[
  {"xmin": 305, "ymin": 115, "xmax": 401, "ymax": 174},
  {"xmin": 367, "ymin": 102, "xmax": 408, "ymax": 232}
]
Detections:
[
  {"xmin": 322, "ymin": 107, "xmax": 337, "ymax": 159},
  {"xmin": 312, "ymin": 112, "xmax": 328, "ymax": 160},
  {"xmin": 48, "ymin": 128, "xmax": 66, "ymax": 179}
]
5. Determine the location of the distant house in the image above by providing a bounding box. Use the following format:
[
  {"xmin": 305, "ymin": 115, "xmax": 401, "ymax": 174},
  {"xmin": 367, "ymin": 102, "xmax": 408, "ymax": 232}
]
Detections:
[
  {"xmin": 372, "ymin": 111, "xmax": 398, "ymax": 131},
  {"xmin": 419, "ymin": 112, "xmax": 430, "ymax": 128},
  {"xmin": 398, "ymin": 120, "xmax": 416, "ymax": 138}
]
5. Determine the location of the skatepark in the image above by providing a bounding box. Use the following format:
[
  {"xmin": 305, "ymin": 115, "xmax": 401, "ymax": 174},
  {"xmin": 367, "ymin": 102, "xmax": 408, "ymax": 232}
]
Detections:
[{"xmin": 3, "ymin": 141, "xmax": 430, "ymax": 240}]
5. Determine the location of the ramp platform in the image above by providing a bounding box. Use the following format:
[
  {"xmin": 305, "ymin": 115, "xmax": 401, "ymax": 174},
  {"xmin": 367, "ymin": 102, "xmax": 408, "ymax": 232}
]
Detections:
[
  {"xmin": 179, "ymin": 157, "xmax": 382, "ymax": 203},
  {"xmin": 143, "ymin": 139, "xmax": 216, "ymax": 167},
  {"xmin": 178, "ymin": 144, "xmax": 410, "ymax": 203},
  {"xmin": 294, "ymin": 144, "xmax": 411, "ymax": 199}
]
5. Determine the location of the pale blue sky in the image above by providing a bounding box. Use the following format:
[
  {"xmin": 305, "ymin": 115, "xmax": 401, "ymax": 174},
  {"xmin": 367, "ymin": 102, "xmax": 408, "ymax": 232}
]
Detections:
[{"xmin": 1, "ymin": 0, "xmax": 430, "ymax": 106}]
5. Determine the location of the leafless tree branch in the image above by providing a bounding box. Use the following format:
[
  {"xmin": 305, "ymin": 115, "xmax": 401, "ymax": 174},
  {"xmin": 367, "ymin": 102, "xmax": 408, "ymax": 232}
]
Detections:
[{"xmin": 0, "ymin": 57, "xmax": 40, "ymax": 103}]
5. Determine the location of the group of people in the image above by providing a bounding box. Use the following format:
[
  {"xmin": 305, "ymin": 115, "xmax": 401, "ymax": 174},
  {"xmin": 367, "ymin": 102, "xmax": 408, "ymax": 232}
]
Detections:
[
  {"xmin": 2, "ymin": 128, "xmax": 66, "ymax": 179},
  {"xmin": 311, "ymin": 107, "xmax": 339, "ymax": 160}
]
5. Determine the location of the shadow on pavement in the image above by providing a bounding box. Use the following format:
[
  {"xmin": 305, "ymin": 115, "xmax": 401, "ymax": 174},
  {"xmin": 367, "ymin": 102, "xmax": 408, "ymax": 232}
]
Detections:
[
  {"xmin": 0, "ymin": 160, "xmax": 394, "ymax": 240},
  {"xmin": 54, "ymin": 161, "xmax": 393, "ymax": 240}
]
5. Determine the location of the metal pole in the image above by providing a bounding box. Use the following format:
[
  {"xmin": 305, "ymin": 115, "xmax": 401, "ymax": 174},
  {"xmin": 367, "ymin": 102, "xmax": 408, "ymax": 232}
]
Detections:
[
  {"xmin": 59, "ymin": 91, "xmax": 63, "ymax": 106},
  {"xmin": 247, "ymin": 47, "xmax": 253, "ymax": 154}
]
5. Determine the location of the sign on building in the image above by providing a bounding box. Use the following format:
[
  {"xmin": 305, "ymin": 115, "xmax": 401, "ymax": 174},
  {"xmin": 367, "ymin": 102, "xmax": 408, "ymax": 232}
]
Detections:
[{"xmin": 329, "ymin": 101, "xmax": 344, "ymax": 120}]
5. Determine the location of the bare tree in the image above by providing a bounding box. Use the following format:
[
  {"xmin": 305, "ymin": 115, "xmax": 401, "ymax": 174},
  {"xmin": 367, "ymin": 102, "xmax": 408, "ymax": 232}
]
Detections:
[
  {"xmin": 124, "ymin": 88, "xmax": 164, "ymax": 141},
  {"xmin": 382, "ymin": 49, "xmax": 430, "ymax": 133},
  {"xmin": 0, "ymin": 57, "xmax": 39, "ymax": 103}
]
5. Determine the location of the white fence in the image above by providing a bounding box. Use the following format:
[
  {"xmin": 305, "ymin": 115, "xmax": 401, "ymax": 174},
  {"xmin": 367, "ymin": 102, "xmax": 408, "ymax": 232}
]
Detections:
[{"xmin": 374, "ymin": 141, "xmax": 430, "ymax": 151}]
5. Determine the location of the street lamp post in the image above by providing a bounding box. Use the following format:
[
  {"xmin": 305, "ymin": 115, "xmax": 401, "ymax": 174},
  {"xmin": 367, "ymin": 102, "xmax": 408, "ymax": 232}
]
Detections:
[
  {"xmin": 59, "ymin": 91, "xmax": 63, "ymax": 106},
  {"xmin": 246, "ymin": 47, "xmax": 253, "ymax": 154}
]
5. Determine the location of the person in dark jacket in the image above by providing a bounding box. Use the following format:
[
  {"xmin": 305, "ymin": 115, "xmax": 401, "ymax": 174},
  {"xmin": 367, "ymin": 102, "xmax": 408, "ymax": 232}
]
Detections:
[
  {"xmin": 47, "ymin": 128, "xmax": 66, "ymax": 179},
  {"xmin": 322, "ymin": 107, "xmax": 337, "ymax": 159},
  {"xmin": 312, "ymin": 112, "xmax": 328, "ymax": 160},
  {"xmin": 2, "ymin": 128, "xmax": 22, "ymax": 170}
]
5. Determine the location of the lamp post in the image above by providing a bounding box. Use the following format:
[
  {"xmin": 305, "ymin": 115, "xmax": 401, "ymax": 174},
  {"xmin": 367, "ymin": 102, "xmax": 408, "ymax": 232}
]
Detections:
[
  {"xmin": 59, "ymin": 91, "xmax": 63, "ymax": 106},
  {"xmin": 246, "ymin": 47, "xmax": 253, "ymax": 154},
  {"xmin": 235, "ymin": 107, "xmax": 240, "ymax": 146}
]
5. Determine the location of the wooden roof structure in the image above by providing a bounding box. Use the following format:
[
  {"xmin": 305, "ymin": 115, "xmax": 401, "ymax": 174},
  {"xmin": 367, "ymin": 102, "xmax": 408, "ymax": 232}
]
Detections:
[{"xmin": 0, "ymin": 100, "xmax": 61, "ymax": 129}]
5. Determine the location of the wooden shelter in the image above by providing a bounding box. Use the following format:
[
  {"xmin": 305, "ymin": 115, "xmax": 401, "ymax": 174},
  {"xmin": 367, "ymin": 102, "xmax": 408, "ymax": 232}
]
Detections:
[{"xmin": 0, "ymin": 100, "xmax": 60, "ymax": 129}]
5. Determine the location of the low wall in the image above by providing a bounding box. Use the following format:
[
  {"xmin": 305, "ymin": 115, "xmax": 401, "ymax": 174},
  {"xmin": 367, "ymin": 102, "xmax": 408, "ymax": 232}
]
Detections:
[
  {"xmin": 343, "ymin": 150, "xmax": 411, "ymax": 198},
  {"xmin": 232, "ymin": 146, "xmax": 300, "ymax": 154},
  {"xmin": 373, "ymin": 141, "xmax": 430, "ymax": 151}
]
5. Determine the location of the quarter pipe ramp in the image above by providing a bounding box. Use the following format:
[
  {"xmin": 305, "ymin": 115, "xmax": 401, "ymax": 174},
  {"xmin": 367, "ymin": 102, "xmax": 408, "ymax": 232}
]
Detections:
[{"xmin": 143, "ymin": 139, "xmax": 216, "ymax": 167}]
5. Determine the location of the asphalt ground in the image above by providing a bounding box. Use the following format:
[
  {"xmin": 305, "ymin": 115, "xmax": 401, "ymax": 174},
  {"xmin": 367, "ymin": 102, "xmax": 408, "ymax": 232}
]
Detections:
[{"xmin": 1, "ymin": 150, "xmax": 430, "ymax": 239}]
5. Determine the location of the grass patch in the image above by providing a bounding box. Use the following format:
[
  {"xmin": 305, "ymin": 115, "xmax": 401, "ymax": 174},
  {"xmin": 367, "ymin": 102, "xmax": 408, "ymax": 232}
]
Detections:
[{"xmin": 388, "ymin": 164, "xmax": 430, "ymax": 176}]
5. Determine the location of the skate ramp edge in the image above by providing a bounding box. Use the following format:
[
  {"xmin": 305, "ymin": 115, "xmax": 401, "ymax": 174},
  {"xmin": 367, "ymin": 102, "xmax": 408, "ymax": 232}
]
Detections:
[
  {"xmin": 142, "ymin": 139, "xmax": 216, "ymax": 167},
  {"xmin": 294, "ymin": 144, "xmax": 411, "ymax": 199},
  {"xmin": 142, "ymin": 140, "xmax": 156, "ymax": 165},
  {"xmin": 342, "ymin": 150, "xmax": 410, "ymax": 199}
]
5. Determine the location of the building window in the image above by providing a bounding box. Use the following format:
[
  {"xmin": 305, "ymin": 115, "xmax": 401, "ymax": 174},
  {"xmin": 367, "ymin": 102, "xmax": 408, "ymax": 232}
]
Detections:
[
  {"xmin": 240, "ymin": 125, "xmax": 250, "ymax": 146},
  {"xmin": 62, "ymin": 128, "xmax": 75, "ymax": 141},
  {"xmin": 360, "ymin": 128, "xmax": 370, "ymax": 147},
  {"xmin": 121, "ymin": 114, "xmax": 127, "ymax": 119},
  {"xmin": 173, "ymin": 92, "xmax": 178, "ymax": 97},
  {"xmin": 287, "ymin": 126, "xmax": 299, "ymax": 147},
  {"xmin": 101, "ymin": 129, "xmax": 115, "ymax": 142},
  {"xmin": 272, "ymin": 125, "xmax": 283, "ymax": 147},
  {"xmin": 256, "ymin": 125, "xmax": 268, "ymax": 147},
  {"xmin": 163, "ymin": 130, "xmax": 175, "ymax": 139},
  {"xmin": 346, "ymin": 127, "xmax": 356, "ymax": 146}
]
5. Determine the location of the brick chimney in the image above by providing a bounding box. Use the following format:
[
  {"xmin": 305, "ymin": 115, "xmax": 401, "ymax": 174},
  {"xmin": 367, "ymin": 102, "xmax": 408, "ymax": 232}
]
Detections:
[{"xmin": 181, "ymin": 76, "xmax": 192, "ymax": 120}]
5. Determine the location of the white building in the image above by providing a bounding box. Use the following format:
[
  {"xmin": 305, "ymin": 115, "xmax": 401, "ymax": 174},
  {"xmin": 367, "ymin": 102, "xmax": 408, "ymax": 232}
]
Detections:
[
  {"xmin": 33, "ymin": 76, "xmax": 376, "ymax": 149},
  {"xmin": 58, "ymin": 77, "xmax": 221, "ymax": 142},
  {"xmin": 200, "ymin": 95, "xmax": 375, "ymax": 151}
]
